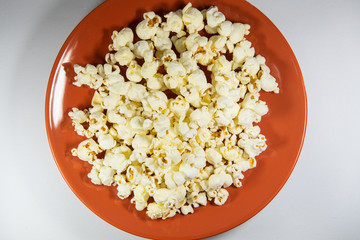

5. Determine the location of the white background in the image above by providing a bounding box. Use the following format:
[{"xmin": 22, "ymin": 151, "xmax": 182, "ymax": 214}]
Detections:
[{"xmin": 1, "ymin": 0, "xmax": 360, "ymax": 239}]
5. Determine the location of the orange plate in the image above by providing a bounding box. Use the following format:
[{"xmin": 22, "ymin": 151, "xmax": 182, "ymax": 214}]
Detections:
[{"xmin": 45, "ymin": 0, "xmax": 307, "ymax": 239}]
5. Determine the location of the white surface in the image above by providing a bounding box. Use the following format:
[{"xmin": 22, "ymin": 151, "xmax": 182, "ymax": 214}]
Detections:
[{"xmin": 1, "ymin": 0, "xmax": 360, "ymax": 239}]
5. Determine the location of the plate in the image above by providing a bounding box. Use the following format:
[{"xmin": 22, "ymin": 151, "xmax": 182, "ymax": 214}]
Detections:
[{"xmin": 45, "ymin": 0, "xmax": 307, "ymax": 239}]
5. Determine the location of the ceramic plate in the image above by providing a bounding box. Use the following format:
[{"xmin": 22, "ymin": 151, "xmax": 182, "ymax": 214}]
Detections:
[{"xmin": 45, "ymin": 0, "xmax": 307, "ymax": 239}]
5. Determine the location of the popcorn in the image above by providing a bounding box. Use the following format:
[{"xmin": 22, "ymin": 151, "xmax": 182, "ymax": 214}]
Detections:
[
  {"xmin": 114, "ymin": 46, "xmax": 134, "ymax": 66},
  {"xmin": 130, "ymin": 116, "xmax": 145, "ymax": 130},
  {"xmin": 147, "ymin": 73, "xmax": 165, "ymax": 91},
  {"xmin": 132, "ymin": 185, "xmax": 150, "ymax": 211},
  {"xmin": 187, "ymin": 69, "xmax": 211, "ymax": 94},
  {"xmin": 179, "ymin": 51, "xmax": 199, "ymax": 74},
  {"xmin": 142, "ymin": 91, "xmax": 168, "ymax": 116},
  {"xmin": 238, "ymin": 133, "xmax": 267, "ymax": 158},
  {"xmin": 259, "ymin": 64, "xmax": 280, "ymax": 93},
  {"xmin": 205, "ymin": 148, "xmax": 222, "ymax": 166},
  {"xmin": 146, "ymin": 202, "xmax": 168, "ymax": 219},
  {"xmin": 153, "ymin": 188, "xmax": 171, "ymax": 205},
  {"xmin": 209, "ymin": 35, "xmax": 227, "ymax": 50},
  {"xmin": 181, "ymin": 205, "xmax": 194, "ymax": 215},
  {"xmin": 233, "ymin": 44, "xmax": 247, "ymax": 64},
  {"xmin": 141, "ymin": 60, "xmax": 159, "ymax": 79},
  {"xmin": 133, "ymin": 41, "xmax": 153, "ymax": 59},
  {"xmin": 113, "ymin": 122, "xmax": 135, "ymax": 141},
  {"xmin": 72, "ymin": 139, "xmax": 101, "ymax": 161},
  {"xmin": 237, "ymin": 108, "xmax": 260, "ymax": 127},
  {"xmin": 239, "ymin": 40, "xmax": 255, "ymax": 58},
  {"xmin": 220, "ymin": 144, "xmax": 242, "ymax": 162},
  {"xmin": 117, "ymin": 182, "xmax": 132, "ymax": 199},
  {"xmin": 211, "ymin": 55, "xmax": 232, "ymax": 74},
  {"xmin": 129, "ymin": 149, "xmax": 147, "ymax": 164},
  {"xmin": 162, "ymin": 11, "xmax": 184, "ymax": 33},
  {"xmin": 164, "ymin": 172, "xmax": 177, "ymax": 189},
  {"xmin": 127, "ymin": 83, "xmax": 147, "ymax": 102},
  {"xmin": 242, "ymin": 57, "xmax": 260, "ymax": 77},
  {"xmin": 172, "ymin": 36, "xmax": 187, "ymax": 53},
  {"xmin": 192, "ymin": 147, "xmax": 207, "ymax": 169},
  {"xmin": 98, "ymin": 166, "xmax": 116, "ymax": 186},
  {"xmin": 153, "ymin": 35, "xmax": 172, "ymax": 51},
  {"xmin": 132, "ymin": 134, "xmax": 152, "ymax": 150},
  {"xmin": 73, "ymin": 64, "xmax": 103, "ymax": 89},
  {"xmin": 155, "ymin": 27, "xmax": 170, "ymax": 39},
  {"xmin": 213, "ymin": 188, "xmax": 229, "ymax": 205},
  {"xmin": 101, "ymin": 92, "xmax": 121, "ymax": 110},
  {"xmin": 103, "ymin": 152, "xmax": 129, "ymax": 173},
  {"xmin": 179, "ymin": 161, "xmax": 200, "ymax": 180},
  {"xmin": 165, "ymin": 170, "xmax": 185, "ymax": 189},
  {"xmin": 117, "ymin": 101, "xmax": 138, "ymax": 118},
  {"xmin": 97, "ymin": 134, "xmax": 116, "ymax": 150},
  {"xmin": 207, "ymin": 171, "xmax": 232, "ymax": 190},
  {"xmin": 214, "ymin": 109, "xmax": 232, "ymax": 126},
  {"xmin": 69, "ymin": 108, "xmax": 88, "ymax": 124},
  {"xmin": 126, "ymin": 60, "xmax": 142, "ymax": 83},
  {"xmin": 244, "ymin": 125, "xmax": 261, "ymax": 138},
  {"xmin": 169, "ymin": 96, "xmax": 190, "ymax": 121},
  {"xmin": 91, "ymin": 91, "xmax": 103, "ymax": 106},
  {"xmin": 230, "ymin": 85, "xmax": 247, "ymax": 102},
  {"xmin": 229, "ymin": 23, "xmax": 250, "ymax": 44},
  {"xmin": 126, "ymin": 165, "xmax": 142, "ymax": 184},
  {"xmin": 185, "ymin": 33, "xmax": 205, "ymax": 52},
  {"xmin": 177, "ymin": 121, "xmax": 197, "ymax": 140},
  {"xmin": 189, "ymin": 106, "xmax": 212, "ymax": 128},
  {"xmin": 160, "ymin": 49, "xmax": 177, "ymax": 62},
  {"xmin": 110, "ymin": 28, "xmax": 134, "ymax": 51},
  {"xmin": 182, "ymin": 3, "xmax": 204, "ymax": 33},
  {"xmin": 69, "ymin": 4, "xmax": 279, "ymax": 220},
  {"xmin": 88, "ymin": 168, "xmax": 101, "ymax": 185},
  {"xmin": 165, "ymin": 61, "xmax": 186, "ymax": 79},
  {"xmin": 217, "ymin": 20, "xmax": 232, "ymax": 37},
  {"xmin": 153, "ymin": 114, "xmax": 170, "ymax": 137},
  {"xmin": 226, "ymin": 163, "xmax": 242, "ymax": 178},
  {"xmin": 180, "ymin": 86, "xmax": 202, "ymax": 108},
  {"xmin": 242, "ymin": 96, "xmax": 269, "ymax": 117},
  {"xmin": 205, "ymin": 6, "xmax": 225, "ymax": 29},
  {"xmin": 108, "ymin": 81, "xmax": 130, "ymax": 95},
  {"xmin": 136, "ymin": 12, "xmax": 162, "ymax": 40},
  {"xmin": 163, "ymin": 75, "xmax": 181, "ymax": 90},
  {"xmin": 224, "ymin": 102, "xmax": 241, "ymax": 120}
]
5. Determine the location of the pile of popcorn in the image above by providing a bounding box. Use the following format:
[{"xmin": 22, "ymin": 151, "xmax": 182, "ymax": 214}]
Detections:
[{"xmin": 69, "ymin": 3, "xmax": 279, "ymax": 220}]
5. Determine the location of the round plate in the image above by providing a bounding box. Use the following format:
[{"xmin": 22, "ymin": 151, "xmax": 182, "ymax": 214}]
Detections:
[{"xmin": 45, "ymin": 0, "xmax": 307, "ymax": 239}]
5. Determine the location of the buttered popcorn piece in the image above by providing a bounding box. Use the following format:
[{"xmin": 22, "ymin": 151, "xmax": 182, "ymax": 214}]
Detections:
[
  {"xmin": 103, "ymin": 152, "xmax": 129, "ymax": 173},
  {"xmin": 187, "ymin": 69, "xmax": 211, "ymax": 94},
  {"xmin": 88, "ymin": 167, "xmax": 101, "ymax": 185},
  {"xmin": 162, "ymin": 11, "xmax": 184, "ymax": 33},
  {"xmin": 73, "ymin": 64, "xmax": 103, "ymax": 89},
  {"xmin": 126, "ymin": 60, "xmax": 142, "ymax": 83},
  {"xmin": 114, "ymin": 46, "xmax": 134, "ymax": 66},
  {"xmin": 182, "ymin": 3, "xmax": 204, "ymax": 34},
  {"xmin": 98, "ymin": 166, "xmax": 116, "ymax": 186},
  {"xmin": 238, "ymin": 133, "xmax": 267, "ymax": 158},
  {"xmin": 132, "ymin": 134, "xmax": 153, "ymax": 149},
  {"xmin": 71, "ymin": 139, "xmax": 101, "ymax": 161},
  {"xmin": 97, "ymin": 133, "xmax": 116, "ymax": 150},
  {"xmin": 153, "ymin": 114, "xmax": 171, "ymax": 137},
  {"xmin": 205, "ymin": 6, "xmax": 225, "ymax": 28},
  {"xmin": 189, "ymin": 106, "xmax": 212, "ymax": 128},
  {"xmin": 110, "ymin": 28, "xmax": 134, "ymax": 51},
  {"xmin": 136, "ymin": 12, "xmax": 162, "ymax": 40},
  {"xmin": 133, "ymin": 41, "xmax": 153, "ymax": 60},
  {"xmin": 69, "ymin": 3, "xmax": 279, "ymax": 220}
]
